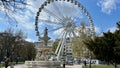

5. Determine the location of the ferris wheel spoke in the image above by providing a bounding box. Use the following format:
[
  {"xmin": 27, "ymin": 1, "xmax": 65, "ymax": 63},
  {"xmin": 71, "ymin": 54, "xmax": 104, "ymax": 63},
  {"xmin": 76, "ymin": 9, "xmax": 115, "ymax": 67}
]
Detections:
[
  {"xmin": 69, "ymin": 2, "xmax": 75, "ymax": 17},
  {"xmin": 62, "ymin": 1, "xmax": 74, "ymax": 18},
  {"xmin": 71, "ymin": 30, "xmax": 78, "ymax": 38},
  {"xmin": 40, "ymin": 27, "xmax": 63, "ymax": 35},
  {"xmin": 62, "ymin": 1, "xmax": 69, "ymax": 17},
  {"xmin": 39, "ymin": 19, "xmax": 60, "ymax": 25},
  {"xmin": 69, "ymin": 31, "xmax": 78, "ymax": 45},
  {"xmin": 68, "ymin": 31, "xmax": 73, "ymax": 41},
  {"xmin": 52, "ymin": 2, "xmax": 65, "ymax": 19},
  {"xmin": 73, "ymin": 11, "xmax": 81, "ymax": 19},
  {"xmin": 61, "ymin": 1, "xmax": 65, "ymax": 17},
  {"xmin": 70, "ymin": 10, "xmax": 82, "ymax": 22},
  {"xmin": 43, "ymin": 8, "xmax": 64, "ymax": 24}
]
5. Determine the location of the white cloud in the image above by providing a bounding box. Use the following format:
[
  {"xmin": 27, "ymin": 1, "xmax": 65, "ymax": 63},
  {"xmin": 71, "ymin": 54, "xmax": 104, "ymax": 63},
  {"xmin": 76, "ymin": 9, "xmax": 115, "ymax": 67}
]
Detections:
[
  {"xmin": 98, "ymin": 27, "xmax": 117, "ymax": 37},
  {"xmin": 97, "ymin": 0, "xmax": 119, "ymax": 14},
  {"xmin": 106, "ymin": 27, "xmax": 117, "ymax": 32},
  {"xmin": 95, "ymin": 26, "xmax": 101, "ymax": 33},
  {"xmin": 25, "ymin": 38, "xmax": 35, "ymax": 42},
  {"xmin": 11, "ymin": 12, "xmax": 33, "ymax": 29},
  {"xmin": 6, "ymin": 0, "xmax": 46, "ymax": 41},
  {"xmin": 3, "ymin": 0, "xmax": 46, "ymax": 31},
  {"xmin": 53, "ymin": 28, "xmax": 64, "ymax": 35},
  {"xmin": 26, "ymin": 0, "xmax": 45, "ymax": 13}
]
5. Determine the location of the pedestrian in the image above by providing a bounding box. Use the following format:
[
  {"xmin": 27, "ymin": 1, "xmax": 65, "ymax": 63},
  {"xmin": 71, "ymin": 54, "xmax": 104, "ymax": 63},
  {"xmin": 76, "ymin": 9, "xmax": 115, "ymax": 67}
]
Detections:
[
  {"xmin": 5, "ymin": 58, "xmax": 9, "ymax": 68},
  {"xmin": 84, "ymin": 60, "xmax": 87, "ymax": 66},
  {"xmin": 16, "ymin": 57, "xmax": 18, "ymax": 64}
]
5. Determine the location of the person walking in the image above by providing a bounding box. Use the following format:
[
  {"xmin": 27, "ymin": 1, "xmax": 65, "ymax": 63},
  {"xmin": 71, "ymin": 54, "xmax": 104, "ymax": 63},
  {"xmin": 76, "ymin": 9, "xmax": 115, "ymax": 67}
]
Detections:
[
  {"xmin": 84, "ymin": 60, "xmax": 87, "ymax": 66},
  {"xmin": 5, "ymin": 58, "xmax": 9, "ymax": 68}
]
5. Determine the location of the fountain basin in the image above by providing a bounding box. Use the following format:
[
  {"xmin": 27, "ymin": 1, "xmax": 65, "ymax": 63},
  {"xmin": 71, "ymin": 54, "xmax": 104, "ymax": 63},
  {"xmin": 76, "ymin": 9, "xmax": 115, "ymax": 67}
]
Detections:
[{"xmin": 25, "ymin": 61, "xmax": 61, "ymax": 68}]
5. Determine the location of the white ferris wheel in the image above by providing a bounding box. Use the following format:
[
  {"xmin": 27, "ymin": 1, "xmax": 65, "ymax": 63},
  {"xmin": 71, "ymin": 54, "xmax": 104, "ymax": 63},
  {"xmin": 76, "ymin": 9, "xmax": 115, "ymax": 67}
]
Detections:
[{"xmin": 35, "ymin": 0, "xmax": 95, "ymax": 60}]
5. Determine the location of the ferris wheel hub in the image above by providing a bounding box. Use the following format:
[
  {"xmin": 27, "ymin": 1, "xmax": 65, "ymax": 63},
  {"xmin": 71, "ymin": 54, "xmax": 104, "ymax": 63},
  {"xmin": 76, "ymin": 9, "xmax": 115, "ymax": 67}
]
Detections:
[{"xmin": 62, "ymin": 17, "xmax": 75, "ymax": 31}]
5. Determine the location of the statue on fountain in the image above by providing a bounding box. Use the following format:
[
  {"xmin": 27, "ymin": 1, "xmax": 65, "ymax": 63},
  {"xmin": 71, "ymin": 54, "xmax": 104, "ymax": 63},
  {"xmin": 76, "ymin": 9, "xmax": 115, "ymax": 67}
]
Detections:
[
  {"xmin": 35, "ymin": 27, "xmax": 52, "ymax": 61},
  {"xmin": 42, "ymin": 27, "xmax": 51, "ymax": 46}
]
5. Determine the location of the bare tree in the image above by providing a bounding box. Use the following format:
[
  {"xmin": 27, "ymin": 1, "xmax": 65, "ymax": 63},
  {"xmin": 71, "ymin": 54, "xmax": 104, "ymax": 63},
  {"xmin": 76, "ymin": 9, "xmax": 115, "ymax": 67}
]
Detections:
[
  {"xmin": 0, "ymin": 28, "xmax": 25, "ymax": 61},
  {"xmin": 0, "ymin": 0, "xmax": 27, "ymax": 24}
]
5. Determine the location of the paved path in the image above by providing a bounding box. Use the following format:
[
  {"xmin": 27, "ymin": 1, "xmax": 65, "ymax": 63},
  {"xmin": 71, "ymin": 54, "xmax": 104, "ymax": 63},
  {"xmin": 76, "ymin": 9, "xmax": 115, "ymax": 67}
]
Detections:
[
  {"xmin": 3, "ymin": 64, "xmax": 82, "ymax": 68},
  {"xmin": 66, "ymin": 65, "xmax": 82, "ymax": 68},
  {"xmin": 2, "ymin": 64, "xmax": 27, "ymax": 68}
]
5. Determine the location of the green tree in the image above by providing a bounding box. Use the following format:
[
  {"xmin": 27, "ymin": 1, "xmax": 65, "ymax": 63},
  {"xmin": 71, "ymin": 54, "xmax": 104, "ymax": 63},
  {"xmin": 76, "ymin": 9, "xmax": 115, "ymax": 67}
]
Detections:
[
  {"xmin": 71, "ymin": 22, "xmax": 90, "ymax": 59},
  {"xmin": 84, "ymin": 22, "xmax": 120, "ymax": 68},
  {"xmin": 52, "ymin": 39, "xmax": 60, "ymax": 53},
  {"xmin": 0, "ymin": 28, "xmax": 36, "ymax": 62},
  {"xmin": 20, "ymin": 42, "xmax": 36, "ymax": 60},
  {"xmin": 0, "ymin": 28, "xmax": 26, "ymax": 62}
]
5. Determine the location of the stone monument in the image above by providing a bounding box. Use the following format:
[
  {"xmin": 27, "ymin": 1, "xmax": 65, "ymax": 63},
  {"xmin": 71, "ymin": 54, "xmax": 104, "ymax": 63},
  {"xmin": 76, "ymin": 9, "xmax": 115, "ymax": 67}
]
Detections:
[
  {"xmin": 35, "ymin": 27, "xmax": 51, "ymax": 61},
  {"xmin": 25, "ymin": 27, "xmax": 61, "ymax": 68}
]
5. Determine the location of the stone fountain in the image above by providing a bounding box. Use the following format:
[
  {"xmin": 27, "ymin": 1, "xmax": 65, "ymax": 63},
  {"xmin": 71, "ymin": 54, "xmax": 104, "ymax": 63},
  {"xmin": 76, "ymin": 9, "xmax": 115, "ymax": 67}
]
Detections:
[{"xmin": 25, "ymin": 27, "xmax": 61, "ymax": 68}]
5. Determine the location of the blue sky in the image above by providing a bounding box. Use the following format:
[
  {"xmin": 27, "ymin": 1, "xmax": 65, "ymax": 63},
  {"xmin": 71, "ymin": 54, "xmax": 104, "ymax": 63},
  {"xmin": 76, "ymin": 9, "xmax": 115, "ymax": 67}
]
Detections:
[
  {"xmin": 0, "ymin": 0, "xmax": 120, "ymax": 42},
  {"xmin": 79, "ymin": 0, "xmax": 120, "ymax": 32}
]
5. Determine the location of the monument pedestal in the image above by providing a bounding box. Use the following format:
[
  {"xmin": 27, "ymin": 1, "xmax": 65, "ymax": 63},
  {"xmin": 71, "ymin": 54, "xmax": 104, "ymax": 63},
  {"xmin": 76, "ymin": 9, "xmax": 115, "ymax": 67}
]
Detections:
[{"xmin": 25, "ymin": 46, "xmax": 61, "ymax": 68}]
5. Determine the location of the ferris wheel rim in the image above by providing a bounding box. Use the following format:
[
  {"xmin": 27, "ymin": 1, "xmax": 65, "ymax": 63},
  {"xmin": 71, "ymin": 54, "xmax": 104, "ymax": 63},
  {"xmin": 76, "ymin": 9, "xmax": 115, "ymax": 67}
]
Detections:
[
  {"xmin": 35, "ymin": 0, "xmax": 95, "ymax": 61},
  {"xmin": 35, "ymin": 0, "xmax": 95, "ymax": 40}
]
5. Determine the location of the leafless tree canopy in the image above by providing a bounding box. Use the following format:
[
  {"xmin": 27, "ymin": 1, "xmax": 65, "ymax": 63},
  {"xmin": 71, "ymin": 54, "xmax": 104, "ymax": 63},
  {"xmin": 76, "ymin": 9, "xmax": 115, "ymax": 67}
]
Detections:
[
  {"xmin": 0, "ymin": 0, "xmax": 27, "ymax": 24},
  {"xmin": 1, "ymin": 0, "xmax": 27, "ymax": 11},
  {"xmin": 0, "ymin": 28, "xmax": 36, "ymax": 61}
]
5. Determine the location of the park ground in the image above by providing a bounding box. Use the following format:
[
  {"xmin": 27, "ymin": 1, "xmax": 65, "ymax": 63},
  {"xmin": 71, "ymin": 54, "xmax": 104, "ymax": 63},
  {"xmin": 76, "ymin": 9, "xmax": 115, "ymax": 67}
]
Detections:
[
  {"xmin": 1, "ymin": 64, "xmax": 82, "ymax": 68},
  {"xmin": 1, "ymin": 64, "xmax": 120, "ymax": 68}
]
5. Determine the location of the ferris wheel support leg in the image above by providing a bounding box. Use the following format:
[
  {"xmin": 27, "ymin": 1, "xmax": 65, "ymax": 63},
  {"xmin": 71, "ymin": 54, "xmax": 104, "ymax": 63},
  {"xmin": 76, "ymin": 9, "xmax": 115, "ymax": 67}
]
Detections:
[
  {"xmin": 56, "ymin": 41, "xmax": 63, "ymax": 60},
  {"xmin": 55, "ymin": 31, "xmax": 65, "ymax": 55},
  {"xmin": 55, "ymin": 38, "xmax": 63, "ymax": 55},
  {"xmin": 56, "ymin": 32, "xmax": 67, "ymax": 61}
]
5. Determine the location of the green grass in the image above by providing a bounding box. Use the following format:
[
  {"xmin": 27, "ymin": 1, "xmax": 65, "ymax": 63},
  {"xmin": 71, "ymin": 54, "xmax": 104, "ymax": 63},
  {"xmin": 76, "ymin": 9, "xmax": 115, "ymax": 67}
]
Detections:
[
  {"xmin": 0, "ymin": 62, "xmax": 25, "ymax": 68},
  {"xmin": 0, "ymin": 64, "xmax": 4, "ymax": 68},
  {"xmin": 10, "ymin": 62, "xmax": 25, "ymax": 64},
  {"xmin": 82, "ymin": 65, "xmax": 120, "ymax": 68},
  {"xmin": 0, "ymin": 65, "xmax": 3, "ymax": 68},
  {"xmin": 17, "ymin": 62, "xmax": 25, "ymax": 64}
]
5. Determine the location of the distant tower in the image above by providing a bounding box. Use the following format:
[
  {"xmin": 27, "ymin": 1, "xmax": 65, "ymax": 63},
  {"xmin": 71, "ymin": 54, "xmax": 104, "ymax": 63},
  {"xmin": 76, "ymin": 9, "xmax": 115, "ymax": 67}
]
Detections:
[{"xmin": 41, "ymin": 27, "xmax": 51, "ymax": 46}]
